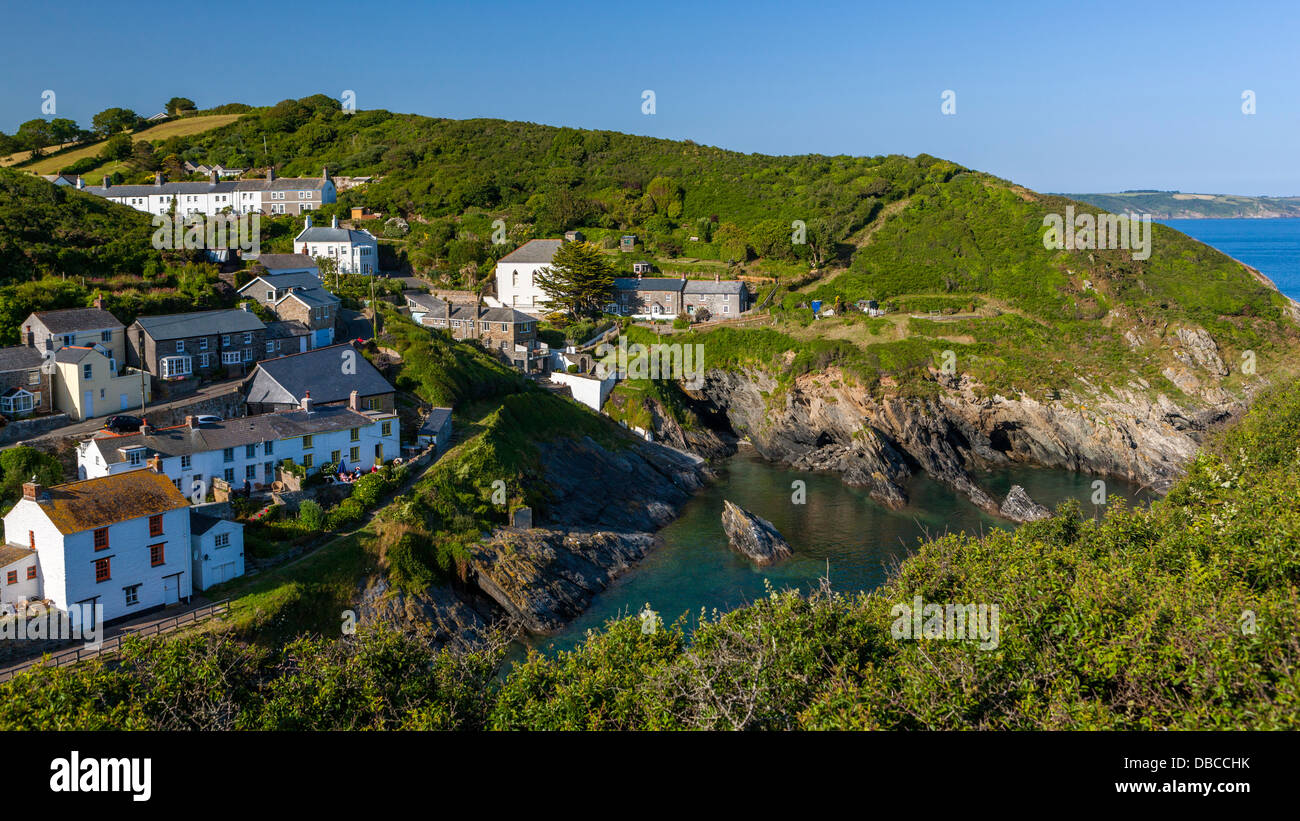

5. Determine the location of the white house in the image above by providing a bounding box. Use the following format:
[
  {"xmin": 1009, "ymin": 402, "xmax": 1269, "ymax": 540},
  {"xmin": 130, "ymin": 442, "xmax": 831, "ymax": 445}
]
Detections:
[
  {"xmin": 80, "ymin": 168, "xmax": 336, "ymax": 217},
  {"xmin": 550, "ymin": 370, "xmax": 617, "ymax": 413},
  {"xmin": 294, "ymin": 216, "xmax": 379, "ymax": 275},
  {"xmin": 1, "ymin": 470, "xmax": 194, "ymax": 624},
  {"xmin": 490, "ymin": 239, "xmax": 563, "ymax": 313},
  {"xmin": 78, "ymin": 397, "xmax": 400, "ymax": 492},
  {"xmin": 190, "ymin": 511, "xmax": 244, "ymax": 591}
]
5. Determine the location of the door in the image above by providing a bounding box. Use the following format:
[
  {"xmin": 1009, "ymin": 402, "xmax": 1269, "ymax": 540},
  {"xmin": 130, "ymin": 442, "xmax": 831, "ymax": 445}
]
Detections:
[
  {"xmin": 214, "ymin": 563, "xmax": 235, "ymax": 585},
  {"xmin": 162, "ymin": 575, "xmax": 178, "ymax": 605},
  {"xmin": 83, "ymin": 390, "xmax": 94, "ymax": 417},
  {"xmin": 119, "ymin": 393, "xmax": 129, "ymax": 410}
]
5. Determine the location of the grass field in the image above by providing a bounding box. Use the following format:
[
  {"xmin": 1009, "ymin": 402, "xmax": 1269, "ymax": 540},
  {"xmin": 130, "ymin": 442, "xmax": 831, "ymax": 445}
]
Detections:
[{"xmin": 5, "ymin": 114, "xmax": 243, "ymax": 175}]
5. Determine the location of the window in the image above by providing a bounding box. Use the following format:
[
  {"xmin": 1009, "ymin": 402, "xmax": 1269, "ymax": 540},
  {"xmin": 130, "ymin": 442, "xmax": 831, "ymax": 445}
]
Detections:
[
  {"xmin": 149, "ymin": 514, "xmax": 163, "ymax": 537},
  {"xmin": 6, "ymin": 570, "xmax": 16, "ymax": 585},
  {"xmin": 302, "ymin": 453, "xmax": 314, "ymax": 469},
  {"xmin": 221, "ymin": 335, "xmax": 230, "ymax": 347},
  {"xmin": 199, "ymin": 337, "xmax": 209, "ymax": 351},
  {"xmin": 82, "ymin": 363, "xmax": 92, "ymax": 380},
  {"xmin": 149, "ymin": 544, "xmax": 164, "ymax": 567},
  {"xmin": 124, "ymin": 585, "xmax": 140, "ymax": 606},
  {"xmin": 93, "ymin": 527, "xmax": 109, "ymax": 551},
  {"xmin": 381, "ymin": 421, "xmax": 392, "ymax": 437},
  {"xmin": 364, "ymin": 398, "xmax": 376, "ymax": 410},
  {"xmin": 127, "ymin": 450, "xmax": 144, "ymax": 467},
  {"xmin": 243, "ymin": 348, "xmax": 252, "ymax": 362},
  {"xmin": 100, "ymin": 330, "xmax": 111, "ymax": 342},
  {"xmin": 215, "ymin": 532, "xmax": 230, "ymax": 548},
  {"xmin": 63, "ymin": 334, "xmax": 75, "ymax": 347},
  {"xmin": 245, "ymin": 464, "xmax": 256, "ymax": 480},
  {"xmin": 27, "ymin": 370, "xmax": 40, "ymax": 386},
  {"xmin": 95, "ymin": 557, "xmax": 111, "ymax": 583},
  {"xmin": 223, "ymin": 467, "xmax": 235, "ymax": 482},
  {"xmin": 222, "ymin": 351, "xmax": 242, "ymax": 364},
  {"xmin": 160, "ymin": 356, "xmax": 191, "ymax": 379},
  {"xmin": 181, "ymin": 455, "xmax": 191, "ymax": 470},
  {"xmin": 264, "ymin": 441, "xmax": 274, "ymax": 455},
  {"xmin": 266, "ymin": 341, "xmax": 275, "ymax": 355},
  {"xmin": 176, "ymin": 341, "xmax": 185, "ymax": 354},
  {"xmin": 243, "ymin": 333, "xmax": 252, "ymax": 344},
  {"xmin": 173, "ymin": 478, "xmax": 183, "ymax": 491},
  {"xmin": 350, "ymin": 427, "xmax": 360, "ymax": 442},
  {"xmin": 223, "ymin": 447, "xmax": 234, "ymax": 463},
  {"xmin": 245, "ymin": 444, "xmax": 257, "ymax": 458},
  {"xmin": 331, "ymin": 450, "xmax": 341, "ymax": 463},
  {"xmin": 198, "ymin": 353, "xmax": 210, "ymax": 368},
  {"xmin": 26, "ymin": 565, "xmax": 36, "ymax": 580},
  {"xmin": 349, "ymin": 446, "xmax": 359, "ymax": 462},
  {"xmin": 28, "ymin": 531, "xmax": 34, "ymax": 550},
  {"xmin": 302, "ymin": 435, "xmax": 313, "ymax": 450}
]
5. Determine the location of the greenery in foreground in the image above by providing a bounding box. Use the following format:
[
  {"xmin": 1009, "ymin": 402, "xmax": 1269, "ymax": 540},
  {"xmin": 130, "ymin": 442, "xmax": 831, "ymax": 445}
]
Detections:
[{"xmin": 4, "ymin": 378, "xmax": 1299, "ymax": 729}]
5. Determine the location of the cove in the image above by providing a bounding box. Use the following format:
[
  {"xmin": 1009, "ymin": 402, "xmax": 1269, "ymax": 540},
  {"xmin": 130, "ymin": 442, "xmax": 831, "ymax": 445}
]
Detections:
[{"xmin": 518, "ymin": 446, "xmax": 1153, "ymax": 656}]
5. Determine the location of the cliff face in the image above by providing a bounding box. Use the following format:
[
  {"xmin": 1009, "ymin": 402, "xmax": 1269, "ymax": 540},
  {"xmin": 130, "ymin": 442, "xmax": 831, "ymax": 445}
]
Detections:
[{"xmin": 688, "ymin": 361, "xmax": 1245, "ymax": 514}]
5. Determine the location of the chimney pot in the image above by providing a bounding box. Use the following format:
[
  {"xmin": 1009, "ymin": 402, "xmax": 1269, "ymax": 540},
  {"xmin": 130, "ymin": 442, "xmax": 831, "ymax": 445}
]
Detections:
[
  {"xmin": 210, "ymin": 169, "xmax": 218, "ymax": 184},
  {"xmin": 76, "ymin": 176, "xmax": 83, "ymax": 189},
  {"xmin": 155, "ymin": 172, "xmax": 163, "ymax": 186},
  {"xmin": 267, "ymin": 167, "xmax": 275, "ymax": 181},
  {"xmin": 147, "ymin": 454, "xmax": 163, "ymax": 473},
  {"xmin": 185, "ymin": 415, "xmax": 197, "ymax": 429},
  {"xmin": 331, "ymin": 215, "xmax": 339, "ymax": 229},
  {"xmin": 349, "ymin": 389, "xmax": 360, "ymax": 411},
  {"xmin": 140, "ymin": 421, "xmax": 153, "ymax": 436},
  {"xmin": 301, "ymin": 391, "xmax": 313, "ymax": 413}
]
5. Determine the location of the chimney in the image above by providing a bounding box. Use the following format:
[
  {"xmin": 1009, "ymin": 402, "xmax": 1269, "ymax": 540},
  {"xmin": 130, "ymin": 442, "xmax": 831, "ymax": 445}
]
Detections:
[
  {"xmin": 305, "ymin": 215, "xmax": 312, "ymax": 229},
  {"xmin": 331, "ymin": 215, "xmax": 339, "ymax": 229},
  {"xmin": 22, "ymin": 478, "xmax": 43, "ymax": 502},
  {"xmin": 155, "ymin": 172, "xmax": 163, "ymax": 186},
  {"xmin": 24, "ymin": 325, "xmax": 32, "ymax": 347},
  {"xmin": 715, "ymin": 274, "xmax": 721, "ymax": 282},
  {"xmin": 349, "ymin": 389, "xmax": 360, "ymax": 411},
  {"xmin": 301, "ymin": 390, "xmax": 313, "ymax": 413},
  {"xmin": 322, "ymin": 165, "xmax": 330, "ymax": 182},
  {"xmin": 185, "ymin": 415, "xmax": 197, "ymax": 429},
  {"xmin": 140, "ymin": 421, "xmax": 153, "ymax": 436},
  {"xmin": 75, "ymin": 176, "xmax": 83, "ymax": 190},
  {"xmin": 240, "ymin": 302, "xmax": 250, "ymax": 312},
  {"xmin": 267, "ymin": 167, "xmax": 275, "ymax": 181},
  {"xmin": 147, "ymin": 455, "xmax": 163, "ymax": 473},
  {"xmin": 210, "ymin": 169, "xmax": 218, "ymax": 184},
  {"xmin": 93, "ymin": 294, "xmax": 104, "ymax": 310},
  {"xmin": 103, "ymin": 175, "xmax": 111, "ymax": 189}
]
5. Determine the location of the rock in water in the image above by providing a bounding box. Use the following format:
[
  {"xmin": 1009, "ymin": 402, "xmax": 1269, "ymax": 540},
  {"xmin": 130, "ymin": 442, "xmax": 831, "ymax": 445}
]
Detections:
[
  {"xmin": 1000, "ymin": 485, "xmax": 1051, "ymax": 522},
  {"xmin": 721, "ymin": 500, "xmax": 793, "ymax": 565}
]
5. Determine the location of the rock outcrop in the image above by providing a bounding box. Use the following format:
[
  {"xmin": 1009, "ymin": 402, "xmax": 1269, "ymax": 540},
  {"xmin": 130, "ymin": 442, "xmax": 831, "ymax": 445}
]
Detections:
[
  {"xmin": 720, "ymin": 500, "xmax": 793, "ymax": 565},
  {"xmin": 1000, "ymin": 485, "xmax": 1051, "ymax": 522}
]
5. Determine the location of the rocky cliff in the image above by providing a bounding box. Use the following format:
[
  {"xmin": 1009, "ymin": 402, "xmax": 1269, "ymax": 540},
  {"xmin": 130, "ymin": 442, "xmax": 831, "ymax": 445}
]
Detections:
[{"xmin": 675, "ymin": 328, "xmax": 1251, "ymax": 515}]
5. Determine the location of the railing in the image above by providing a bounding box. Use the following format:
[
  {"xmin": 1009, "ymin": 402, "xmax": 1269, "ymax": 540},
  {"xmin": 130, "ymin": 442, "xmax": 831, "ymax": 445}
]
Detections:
[{"xmin": 0, "ymin": 599, "xmax": 231, "ymax": 683}]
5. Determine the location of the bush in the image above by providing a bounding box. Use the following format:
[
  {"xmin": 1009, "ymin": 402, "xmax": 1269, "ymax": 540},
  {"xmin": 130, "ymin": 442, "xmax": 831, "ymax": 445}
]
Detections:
[{"xmin": 297, "ymin": 500, "xmax": 325, "ymax": 531}]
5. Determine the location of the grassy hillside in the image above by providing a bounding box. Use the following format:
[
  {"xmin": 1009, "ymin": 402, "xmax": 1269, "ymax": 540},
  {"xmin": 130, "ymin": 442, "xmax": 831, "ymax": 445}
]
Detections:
[
  {"xmin": 1065, "ymin": 190, "xmax": 1300, "ymax": 219},
  {"xmin": 10, "ymin": 114, "xmax": 244, "ymax": 177},
  {"xmin": 5, "ymin": 374, "xmax": 1299, "ymax": 730}
]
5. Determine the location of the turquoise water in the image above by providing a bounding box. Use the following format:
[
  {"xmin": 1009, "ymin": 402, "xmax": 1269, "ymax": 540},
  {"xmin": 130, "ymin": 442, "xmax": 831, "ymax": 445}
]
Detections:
[
  {"xmin": 1160, "ymin": 217, "xmax": 1300, "ymax": 300},
  {"xmin": 519, "ymin": 449, "xmax": 1150, "ymax": 655}
]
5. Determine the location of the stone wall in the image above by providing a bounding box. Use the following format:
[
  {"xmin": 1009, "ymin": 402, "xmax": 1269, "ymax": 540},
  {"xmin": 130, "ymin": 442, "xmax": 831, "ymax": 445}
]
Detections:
[
  {"xmin": 145, "ymin": 389, "xmax": 247, "ymax": 428},
  {"xmin": 0, "ymin": 413, "xmax": 72, "ymax": 446}
]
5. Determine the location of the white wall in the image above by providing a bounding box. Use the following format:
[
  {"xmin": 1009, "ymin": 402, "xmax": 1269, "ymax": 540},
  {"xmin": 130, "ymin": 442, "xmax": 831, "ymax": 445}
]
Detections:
[
  {"xmin": 191, "ymin": 520, "xmax": 244, "ymax": 591},
  {"xmin": 551, "ymin": 371, "xmax": 616, "ymax": 412},
  {"xmin": 494, "ymin": 262, "xmax": 552, "ymax": 311}
]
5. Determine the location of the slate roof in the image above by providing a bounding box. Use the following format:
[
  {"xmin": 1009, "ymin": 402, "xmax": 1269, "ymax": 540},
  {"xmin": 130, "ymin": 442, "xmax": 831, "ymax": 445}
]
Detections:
[
  {"xmin": 0, "ymin": 544, "xmax": 35, "ymax": 568},
  {"xmin": 28, "ymin": 307, "xmax": 124, "ymax": 334},
  {"xmin": 240, "ymin": 271, "xmax": 328, "ymax": 293},
  {"xmin": 683, "ymin": 280, "xmax": 746, "ymax": 295},
  {"xmin": 190, "ymin": 512, "xmax": 224, "ymax": 536},
  {"xmin": 0, "ymin": 346, "xmax": 44, "ymax": 372},
  {"xmin": 419, "ymin": 302, "xmax": 535, "ymax": 325},
  {"xmin": 294, "ymin": 226, "xmax": 375, "ymax": 244},
  {"xmin": 245, "ymin": 344, "xmax": 394, "ymax": 406},
  {"xmin": 265, "ymin": 320, "xmax": 311, "ymax": 339},
  {"xmin": 498, "ymin": 239, "xmax": 563, "ymax": 264},
  {"xmin": 53, "ymin": 345, "xmax": 103, "ymax": 364},
  {"xmin": 613, "ymin": 277, "xmax": 685, "ymax": 292},
  {"xmin": 420, "ymin": 408, "xmax": 453, "ymax": 436},
  {"xmin": 251, "ymin": 254, "xmax": 318, "ymax": 271},
  {"xmin": 91, "ymin": 405, "xmax": 384, "ymax": 465},
  {"xmin": 278, "ymin": 289, "xmax": 339, "ymax": 309},
  {"xmin": 83, "ymin": 177, "xmax": 328, "ymax": 199},
  {"xmin": 33, "ymin": 471, "xmax": 189, "ymax": 535},
  {"xmin": 133, "ymin": 309, "xmax": 265, "ymax": 341}
]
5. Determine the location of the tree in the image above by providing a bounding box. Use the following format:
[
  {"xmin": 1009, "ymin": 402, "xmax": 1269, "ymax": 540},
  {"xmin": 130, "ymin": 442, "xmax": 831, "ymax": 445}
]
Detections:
[
  {"xmin": 91, "ymin": 107, "xmax": 142, "ymax": 136},
  {"xmin": 0, "ymin": 447, "xmax": 64, "ymax": 510},
  {"xmin": 99, "ymin": 133, "xmax": 133, "ymax": 162},
  {"xmin": 15, "ymin": 119, "xmax": 55, "ymax": 151},
  {"xmin": 535, "ymin": 241, "xmax": 615, "ymax": 318},
  {"xmin": 165, "ymin": 97, "xmax": 197, "ymax": 116}
]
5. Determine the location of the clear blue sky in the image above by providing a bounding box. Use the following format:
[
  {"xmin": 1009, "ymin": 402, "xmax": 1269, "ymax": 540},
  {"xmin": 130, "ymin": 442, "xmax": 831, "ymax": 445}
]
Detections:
[{"xmin": 2, "ymin": 0, "xmax": 1298, "ymax": 195}]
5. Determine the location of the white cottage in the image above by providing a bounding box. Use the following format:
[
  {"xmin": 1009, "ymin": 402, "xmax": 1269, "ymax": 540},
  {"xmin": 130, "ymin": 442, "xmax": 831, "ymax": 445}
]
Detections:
[
  {"xmin": 490, "ymin": 239, "xmax": 564, "ymax": 314},
  {"xmin": 1, "ymin": 470, "xmax": 193, "ymax": 624}
]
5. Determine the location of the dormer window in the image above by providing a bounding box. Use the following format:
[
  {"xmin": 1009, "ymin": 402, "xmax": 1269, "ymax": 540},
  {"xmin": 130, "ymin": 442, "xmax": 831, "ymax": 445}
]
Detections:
[{"xmin": 125, "ymin": 448, "xmax": 145, "ymax": 466}]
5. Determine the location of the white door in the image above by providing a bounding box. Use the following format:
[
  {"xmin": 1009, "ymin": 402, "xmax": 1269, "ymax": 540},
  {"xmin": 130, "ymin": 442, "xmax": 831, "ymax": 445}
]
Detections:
[
  {"xmin": 215, "ymin": 563, "xmax": 235, "ymax": 584},
  {"xmin": 163, "ymin": 575, "xmax": 178, "ymax": 605}
]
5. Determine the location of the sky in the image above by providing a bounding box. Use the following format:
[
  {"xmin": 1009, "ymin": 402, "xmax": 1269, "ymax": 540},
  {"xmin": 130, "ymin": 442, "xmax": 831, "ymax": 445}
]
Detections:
[{"xmin": 2, "ymin": 0, "xmax": 1298, "ymax": 195}]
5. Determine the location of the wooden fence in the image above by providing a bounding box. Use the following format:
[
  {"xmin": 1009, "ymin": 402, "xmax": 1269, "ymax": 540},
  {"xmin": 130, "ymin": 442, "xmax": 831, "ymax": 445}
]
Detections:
[{"xmin": 0, "ymin": 599, "xmax": 231, "ymax": 683}]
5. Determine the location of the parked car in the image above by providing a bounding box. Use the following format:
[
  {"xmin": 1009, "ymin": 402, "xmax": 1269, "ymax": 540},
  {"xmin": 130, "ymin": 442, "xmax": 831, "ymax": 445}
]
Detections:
[
  {"xmin": 103, "ymin": 415, "xmax": 144, "ymax": 433},
  {"xmin": 194, "ymin": 415, "xmax": 223, "ymax": 425}
]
